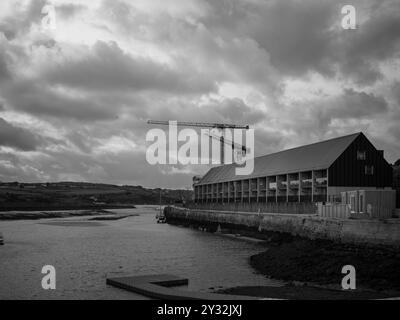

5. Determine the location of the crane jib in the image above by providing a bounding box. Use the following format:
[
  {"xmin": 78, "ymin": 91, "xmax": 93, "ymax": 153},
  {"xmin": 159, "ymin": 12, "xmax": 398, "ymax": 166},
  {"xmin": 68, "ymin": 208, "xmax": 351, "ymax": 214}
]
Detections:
[{"xmin": 147, "ymin": 120, "xmax": 249, "ymax": 130}]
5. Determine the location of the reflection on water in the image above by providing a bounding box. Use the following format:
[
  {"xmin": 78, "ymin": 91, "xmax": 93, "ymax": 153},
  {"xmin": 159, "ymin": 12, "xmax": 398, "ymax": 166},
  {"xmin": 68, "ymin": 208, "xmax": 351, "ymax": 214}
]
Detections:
[{"xmin": 0, "ymin": 206, "xmax": 282, "ymax": 300}]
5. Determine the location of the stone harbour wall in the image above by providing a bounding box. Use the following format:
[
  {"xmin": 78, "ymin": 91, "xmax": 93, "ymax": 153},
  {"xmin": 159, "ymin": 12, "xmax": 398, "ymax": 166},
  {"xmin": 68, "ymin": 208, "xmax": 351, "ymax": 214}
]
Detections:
[{"xmin": 165, "ymin": 206, "xmax": 400, "ymax": 247}]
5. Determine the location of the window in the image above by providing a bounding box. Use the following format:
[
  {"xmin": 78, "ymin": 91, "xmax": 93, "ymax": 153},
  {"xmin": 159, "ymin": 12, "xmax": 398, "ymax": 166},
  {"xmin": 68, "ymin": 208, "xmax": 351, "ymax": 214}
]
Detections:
[
  {"xmin": 359, "ymin": 194, "xmax": 364, "ymax": 213},
  {"xmin": 357, "ymin": 150, "xmax": 366, "ymax": 160},
  {"xmin": 350, "ymin": 195, "xmax": 356, "ymax": 212},
  {"xmin": 365, "ymin": 165, "xmax": 374, "ymax": 175}
]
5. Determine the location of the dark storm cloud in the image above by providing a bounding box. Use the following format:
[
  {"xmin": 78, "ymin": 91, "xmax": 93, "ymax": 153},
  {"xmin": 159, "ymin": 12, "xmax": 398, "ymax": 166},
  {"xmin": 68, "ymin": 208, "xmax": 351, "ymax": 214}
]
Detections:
[
  {"xmin": 0, "ymin": 22, "xmax": 16, "ymax": 41},
  {"xmin": 144, "ymin": 97, "xmax": 265, "ymax": 127},
  {"xmin": 286, "ymin": 89, "xmax": 388, "ymax": 136},
  {"xmin": 3, "ymin": 81, "xmax": 118, "ymax": 121},
  {"xmin": 268, "ymin": 88, "xmax": 391, "ymax": 152},
  {"xmin": 42, "ymin": 41, "xmax": 217, "ymax": 94},
  {"xmin": 254, "ymin": 129, "xmax": 285, "ymax": 157},
  {"xmin": 389, "ymin": 125, "xmax": 400, "ymax": 140},
  {"xmin": 66, "ymin": 131, "xmax": 94, "ymax": 154},
  {"xmin": 391, "ymin": 82, "xmax": 400, "ymax": 106},
  {"xmin": 0, "ymin": 0, "xmax": 399, "ymax": 185},
  {"xmin": 249, "ymin": 0, "xmax": 337, "ymax": 77},
  {"xmin": 0, "ymin": 117, "xmax": 44, "ymax": 151},
  {"xmin": 349, "ymin": 8, "xmax": 400, "ymax": 61},
  {"xmin": 337, "ymin": 5, "xmax": 400, "ymax": 84},
  {"xmin": 0, "ymin": 47, "xmax": 11, "ymax": 82},
  {"xmin": 102, "ymin": 1, "xmax": 277, "ymax": 90},
  {"xmin": 323, "ymin": 89, "xmax": 389, "ymax": 120},
  {"xmin": 214, "ymin": 98, "xmax": 265, "ymax": 125},
  {"xmin": 205, "ymin": 0, "xmax": 400, "ymax": 84}
]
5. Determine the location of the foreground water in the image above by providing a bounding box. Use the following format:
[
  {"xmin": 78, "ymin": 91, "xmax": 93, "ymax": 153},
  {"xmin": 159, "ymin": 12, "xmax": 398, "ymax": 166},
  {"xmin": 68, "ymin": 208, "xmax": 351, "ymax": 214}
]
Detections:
[{"xmin": 0, "ymin": 206, "xmax": 282, "ymax": 299}]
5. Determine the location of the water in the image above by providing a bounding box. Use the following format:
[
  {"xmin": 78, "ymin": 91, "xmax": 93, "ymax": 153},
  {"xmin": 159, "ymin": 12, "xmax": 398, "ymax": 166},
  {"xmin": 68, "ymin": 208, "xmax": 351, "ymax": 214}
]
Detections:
[{"xmin": 0, "ymin": 206, "xmax": 282, "ymax": 299}]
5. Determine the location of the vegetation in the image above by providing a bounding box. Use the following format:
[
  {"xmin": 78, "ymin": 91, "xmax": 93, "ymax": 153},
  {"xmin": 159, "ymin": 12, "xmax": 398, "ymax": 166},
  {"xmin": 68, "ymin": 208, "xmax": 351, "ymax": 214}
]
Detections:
[{"xmin": 0, "ymin": 182, "xmax": 193, "ymax": 211}]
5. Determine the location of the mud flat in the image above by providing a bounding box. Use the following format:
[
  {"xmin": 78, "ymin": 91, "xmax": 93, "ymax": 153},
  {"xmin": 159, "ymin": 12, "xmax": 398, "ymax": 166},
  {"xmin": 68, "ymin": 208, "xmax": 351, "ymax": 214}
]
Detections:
[
  {"xmin": 216, "ymin": 285, "xmax": 398, "ymax": 300},
  {"xmin": 0, "ymin": 209, "xmax": 137, "ymax": 221},
  {"xmin": 166, "ymin": 206, "xmax": 400, "ymax": 298},
  {"xmin": 239, "ymin": 233, "xmax": 400, "ymax": 298}
]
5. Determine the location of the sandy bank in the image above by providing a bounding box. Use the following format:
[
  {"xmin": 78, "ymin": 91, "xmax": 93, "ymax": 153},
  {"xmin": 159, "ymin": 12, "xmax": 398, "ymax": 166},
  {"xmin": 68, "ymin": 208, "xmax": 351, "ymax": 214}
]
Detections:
[{"xmin": 0, "ymin": 208, "xmax": 137, "ymax": 220}]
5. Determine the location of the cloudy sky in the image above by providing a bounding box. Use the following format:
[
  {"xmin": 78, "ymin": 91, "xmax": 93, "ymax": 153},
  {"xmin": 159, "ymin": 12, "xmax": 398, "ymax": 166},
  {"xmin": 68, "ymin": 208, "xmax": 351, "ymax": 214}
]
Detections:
[{"xmin": 0, "ymin": 0, "xmax": 399, "ymax": 188}]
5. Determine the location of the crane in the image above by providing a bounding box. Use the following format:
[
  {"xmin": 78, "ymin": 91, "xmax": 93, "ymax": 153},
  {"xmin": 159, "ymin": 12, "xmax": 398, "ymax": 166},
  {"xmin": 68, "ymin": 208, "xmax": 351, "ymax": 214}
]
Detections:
[
  {"xmin": 147, "ymin": 120, "xmax": 250, "ymax": 164},
  {"xmin": 204, "ymin": 131, "xmax": 249, "ymax": 164},
  {"xmin": 147, "ymin": 120, "xmax": 249, "ymax": 130}
]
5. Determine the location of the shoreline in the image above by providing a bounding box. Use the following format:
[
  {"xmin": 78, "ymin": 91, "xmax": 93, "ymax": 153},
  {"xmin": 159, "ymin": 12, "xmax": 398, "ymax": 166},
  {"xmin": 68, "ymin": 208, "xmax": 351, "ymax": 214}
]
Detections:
[
  {"xmin": 164, "ymin": 207, "xmax": 400, "ymax": 299},
  {"xmin": 217, "ymin": 233, "xmax": 400, "ymax": 299},
  {"xmin": 216, "ymin": 285, "xmax": 399, "ymax": 300},
  {"xmin": 0, "ymin": 207, "xmax": 137, "ymax": 221},
  {"xmin": 0, "ymin": 204, "xmax": 137, "ymax": 213},
  {"xmin": 249, "ymin": 235, "xmax": 400, "ymax": 291}
]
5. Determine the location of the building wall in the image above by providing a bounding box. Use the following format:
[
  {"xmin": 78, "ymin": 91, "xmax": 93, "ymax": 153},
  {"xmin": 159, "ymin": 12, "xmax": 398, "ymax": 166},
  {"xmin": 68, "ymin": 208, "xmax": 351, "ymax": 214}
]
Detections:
[
  {"xmin": 194, "ymin": 169, "xmax": 328, "ymax": 204},
  {"xmin": 393, "ymin": 165, "xmax": 400, "ymax": 208},
  {"xmin": 327, "ymin": 186, "xmax": 392, "ymax": 201},
  {"xmin": 195, "ymin": 133, "xmax": 392, "ymax": 205},
  {"xmin": 328, "ymin": 133, "xmax": 392, "ymax": 188},
  {"xmin": 189, "ymin": 201, "xmax": 317, "ymax": 214}
]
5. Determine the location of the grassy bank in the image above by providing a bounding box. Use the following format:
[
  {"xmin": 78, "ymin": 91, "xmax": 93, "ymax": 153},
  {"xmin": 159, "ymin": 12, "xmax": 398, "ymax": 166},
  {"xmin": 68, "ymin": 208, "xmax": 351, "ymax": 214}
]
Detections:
[{"xmin": 0, "ymin": 182, "xmax": 192, "ymax": 212}]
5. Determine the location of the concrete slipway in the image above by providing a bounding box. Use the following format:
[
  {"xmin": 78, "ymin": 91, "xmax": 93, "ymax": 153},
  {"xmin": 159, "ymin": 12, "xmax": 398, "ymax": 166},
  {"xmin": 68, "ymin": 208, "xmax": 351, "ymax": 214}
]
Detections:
[{"xmin": 106, "ymin": 274, "xmax": 257, "ymax": 300}]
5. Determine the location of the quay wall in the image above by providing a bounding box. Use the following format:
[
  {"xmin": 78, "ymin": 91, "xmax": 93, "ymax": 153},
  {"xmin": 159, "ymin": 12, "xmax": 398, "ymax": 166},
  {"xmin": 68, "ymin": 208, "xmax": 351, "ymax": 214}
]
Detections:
[
  {"xmin": 165, "ymin": 206, "xmax": 400, "ymax": 247},
  {"xmin": 188, "ymin": 202, "xmax": 317, "ymax": 214}
]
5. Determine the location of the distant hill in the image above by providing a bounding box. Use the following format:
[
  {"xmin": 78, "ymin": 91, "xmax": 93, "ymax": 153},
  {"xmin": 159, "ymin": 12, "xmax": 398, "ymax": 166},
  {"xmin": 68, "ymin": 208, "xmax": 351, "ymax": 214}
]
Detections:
[{"xmin": 0, "ymin": 182, "xmax": 193, "ymax": 211}]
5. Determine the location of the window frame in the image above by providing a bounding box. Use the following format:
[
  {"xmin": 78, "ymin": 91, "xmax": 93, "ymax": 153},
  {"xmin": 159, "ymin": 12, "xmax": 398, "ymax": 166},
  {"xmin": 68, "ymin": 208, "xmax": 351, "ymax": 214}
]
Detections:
[
  {"xmin": 365, "ymin": 165, "xmax": 374, "ymax": 175},
  {"xmin": 357, "ymin": 150, "xmax": 366, "ymax": 160}
]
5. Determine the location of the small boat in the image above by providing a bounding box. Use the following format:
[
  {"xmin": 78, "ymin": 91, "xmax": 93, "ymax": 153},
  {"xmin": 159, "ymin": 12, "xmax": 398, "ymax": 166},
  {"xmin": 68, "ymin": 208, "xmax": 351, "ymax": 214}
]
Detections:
[
  {"xmin": 156, "ymin": 209, "xmax": 167, "ymax": 224},
  {"xmin": 0, "ymin": 232, "xmax": 4, "ymax": 245},
  {"xmin": 157, "ymin": 215, "xmax": 167, "ymax": 223}
]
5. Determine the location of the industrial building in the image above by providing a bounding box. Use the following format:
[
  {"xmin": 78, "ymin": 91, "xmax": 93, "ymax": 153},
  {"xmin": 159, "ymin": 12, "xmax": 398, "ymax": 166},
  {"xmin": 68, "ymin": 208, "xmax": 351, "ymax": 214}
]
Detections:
[{"xmin": 194, "ymin": 132, "xmax": 393, "ymax": 204}]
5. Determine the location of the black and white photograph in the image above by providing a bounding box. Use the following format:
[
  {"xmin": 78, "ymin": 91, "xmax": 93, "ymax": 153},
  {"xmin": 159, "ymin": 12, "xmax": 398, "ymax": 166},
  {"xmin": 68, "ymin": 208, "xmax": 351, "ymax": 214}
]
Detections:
[{"xmin": 1, "ymin": 0, "xmax": 400, "ymax": 306}]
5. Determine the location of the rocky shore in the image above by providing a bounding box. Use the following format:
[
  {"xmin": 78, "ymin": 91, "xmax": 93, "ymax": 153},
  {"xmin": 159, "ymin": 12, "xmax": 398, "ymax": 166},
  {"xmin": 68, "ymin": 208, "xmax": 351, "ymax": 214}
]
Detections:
[{"xmin": 218, "ymin": 233, "xmax": 400, "ymax": 299}]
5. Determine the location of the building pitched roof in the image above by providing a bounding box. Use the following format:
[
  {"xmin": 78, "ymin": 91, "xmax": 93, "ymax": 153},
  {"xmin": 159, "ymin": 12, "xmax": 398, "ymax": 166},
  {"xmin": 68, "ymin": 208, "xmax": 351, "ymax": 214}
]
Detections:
[{"xmin": 197, "ymin": 132, "xmax": 361, "ymax": 185}]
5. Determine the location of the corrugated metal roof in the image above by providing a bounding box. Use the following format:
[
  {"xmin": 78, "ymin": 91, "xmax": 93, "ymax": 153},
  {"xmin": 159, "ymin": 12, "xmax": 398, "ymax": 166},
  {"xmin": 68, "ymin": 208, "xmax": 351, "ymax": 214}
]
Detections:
[{"xmin": 197, "ymin": 132, "xmax": 361, "ymax": 185}]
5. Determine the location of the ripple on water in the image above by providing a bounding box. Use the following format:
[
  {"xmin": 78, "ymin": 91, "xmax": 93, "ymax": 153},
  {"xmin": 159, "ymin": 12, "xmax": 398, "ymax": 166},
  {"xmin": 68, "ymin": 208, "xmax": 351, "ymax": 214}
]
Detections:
[
  {"xmin": 0, "ymin": 206, "xmax": 283, "ymax": 299},
  {"xmin": 39, "ymin": 221, "xmax": 104, "ymax": 227}
]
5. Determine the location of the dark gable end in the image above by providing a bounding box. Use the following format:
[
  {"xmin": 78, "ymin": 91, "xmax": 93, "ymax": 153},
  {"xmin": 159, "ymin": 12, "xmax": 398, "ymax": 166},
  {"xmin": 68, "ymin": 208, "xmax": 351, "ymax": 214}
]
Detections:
[
  {"xmin": 328, "ymin": 133, "xmax": 393, "ymax": 188},
  {"xmin": 198, "ymin": 132, "xmax": 361, "ymax": 185}
]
